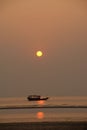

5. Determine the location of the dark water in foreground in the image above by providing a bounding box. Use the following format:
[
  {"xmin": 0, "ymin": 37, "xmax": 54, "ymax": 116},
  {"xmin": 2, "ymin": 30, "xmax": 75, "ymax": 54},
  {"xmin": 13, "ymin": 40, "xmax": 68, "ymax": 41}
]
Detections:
[{"xmin": 0, "ymin": 97, "xmax": 87, "ymax": 123}]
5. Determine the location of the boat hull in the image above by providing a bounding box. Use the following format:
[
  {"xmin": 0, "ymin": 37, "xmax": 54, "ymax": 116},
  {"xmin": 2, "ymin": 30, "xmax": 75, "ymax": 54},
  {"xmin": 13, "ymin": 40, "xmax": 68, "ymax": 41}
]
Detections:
[{"xmin": 27, "ymin": 96, "xmax": 49, "ymax": 101}]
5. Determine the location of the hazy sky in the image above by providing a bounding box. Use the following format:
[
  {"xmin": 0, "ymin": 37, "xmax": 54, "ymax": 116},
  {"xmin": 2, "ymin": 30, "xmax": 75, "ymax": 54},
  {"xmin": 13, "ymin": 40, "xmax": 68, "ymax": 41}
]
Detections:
[{"xmin": 0, "ymin": 0, "xmax": 87, "ymax": 97}]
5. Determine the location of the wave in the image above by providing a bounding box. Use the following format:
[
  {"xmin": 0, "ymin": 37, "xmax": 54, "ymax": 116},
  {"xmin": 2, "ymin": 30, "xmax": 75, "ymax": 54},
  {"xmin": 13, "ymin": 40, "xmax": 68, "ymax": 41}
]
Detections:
[{"xmin": 0, "ymin": 104, "xmax": 87, "ymax": 109}]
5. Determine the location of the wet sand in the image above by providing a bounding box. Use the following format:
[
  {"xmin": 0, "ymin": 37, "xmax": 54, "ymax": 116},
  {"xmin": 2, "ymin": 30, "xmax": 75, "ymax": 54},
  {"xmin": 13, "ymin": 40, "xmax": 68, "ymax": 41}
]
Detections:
[{"xmin": 0, "ymin": 122, "xmax": 87, "ymax": 130}]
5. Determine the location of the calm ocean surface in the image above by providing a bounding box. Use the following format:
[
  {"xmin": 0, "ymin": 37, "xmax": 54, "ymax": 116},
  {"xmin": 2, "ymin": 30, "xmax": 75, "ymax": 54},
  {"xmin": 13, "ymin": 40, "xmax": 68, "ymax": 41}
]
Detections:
[{"xmin": 0, "ymin": 97, "xmax": 87, "ymax": 123}]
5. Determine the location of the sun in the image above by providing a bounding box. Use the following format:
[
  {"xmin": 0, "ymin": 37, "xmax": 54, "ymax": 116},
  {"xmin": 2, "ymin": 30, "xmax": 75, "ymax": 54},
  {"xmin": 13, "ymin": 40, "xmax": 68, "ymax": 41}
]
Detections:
[{"xmin": 36, "ymin": 51, "xmax": 43, "ymax": 57}]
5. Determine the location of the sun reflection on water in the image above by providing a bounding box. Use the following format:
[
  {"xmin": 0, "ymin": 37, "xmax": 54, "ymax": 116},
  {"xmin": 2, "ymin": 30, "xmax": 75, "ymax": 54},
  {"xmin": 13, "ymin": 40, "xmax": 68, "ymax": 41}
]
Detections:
[
  {"xmin": 37, "ymin": 100, "xmax": 45, "ymax": 105},
  {"xmin": 36, "ymin": 112, "xmax": 44, "ymax": 119}
]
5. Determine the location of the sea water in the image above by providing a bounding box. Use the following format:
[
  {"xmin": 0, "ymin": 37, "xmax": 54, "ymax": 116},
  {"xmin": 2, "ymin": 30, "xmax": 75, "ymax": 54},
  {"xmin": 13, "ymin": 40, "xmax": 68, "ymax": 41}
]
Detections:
[{"xmin": 0, "ymin": 97, "xmax": 87, "ymax": 123}]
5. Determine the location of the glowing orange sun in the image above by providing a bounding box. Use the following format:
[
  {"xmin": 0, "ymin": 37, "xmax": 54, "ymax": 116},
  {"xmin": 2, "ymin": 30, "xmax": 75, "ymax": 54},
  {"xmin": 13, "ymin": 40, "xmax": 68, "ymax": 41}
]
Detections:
[{"xmin": 36, "ymin": 51, "xmax": 43, "ymax": 57}]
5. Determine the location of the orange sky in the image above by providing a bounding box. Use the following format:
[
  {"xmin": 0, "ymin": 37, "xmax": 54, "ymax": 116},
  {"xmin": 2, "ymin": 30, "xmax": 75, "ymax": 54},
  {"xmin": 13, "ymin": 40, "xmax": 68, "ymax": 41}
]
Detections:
[{"xmin": 0, "ymin": 0, "xmax": 87, "ymax": 97}]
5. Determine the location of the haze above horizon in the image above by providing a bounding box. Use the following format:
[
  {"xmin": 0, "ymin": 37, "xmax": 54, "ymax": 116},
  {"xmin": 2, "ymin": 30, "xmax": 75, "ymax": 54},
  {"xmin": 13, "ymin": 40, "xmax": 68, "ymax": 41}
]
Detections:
[{"xmin": 0, "ymin": 0, "xmax": 87, "ymax": 97}]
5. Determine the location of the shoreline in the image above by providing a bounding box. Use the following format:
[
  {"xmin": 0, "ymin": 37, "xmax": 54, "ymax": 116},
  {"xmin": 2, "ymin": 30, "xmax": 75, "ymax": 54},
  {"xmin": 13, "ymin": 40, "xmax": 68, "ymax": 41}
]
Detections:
[{"xmin": 0, "ymin": 121, "xmax": 87, "ymax": 130}]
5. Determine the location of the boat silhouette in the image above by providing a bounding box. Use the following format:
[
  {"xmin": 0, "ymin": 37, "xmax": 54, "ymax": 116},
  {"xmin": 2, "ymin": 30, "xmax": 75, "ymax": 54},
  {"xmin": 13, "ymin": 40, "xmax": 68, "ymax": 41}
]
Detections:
[{"xmin": 27, "ymin": 95, "xmax": 49, "ymax": 101}]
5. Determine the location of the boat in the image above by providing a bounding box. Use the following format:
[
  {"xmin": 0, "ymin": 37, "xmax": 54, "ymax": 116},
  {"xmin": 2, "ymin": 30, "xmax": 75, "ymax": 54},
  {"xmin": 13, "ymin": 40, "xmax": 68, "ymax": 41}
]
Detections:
[{"xmin": 27, "ymin": 95, "xmax": 49, "ymax": 101}]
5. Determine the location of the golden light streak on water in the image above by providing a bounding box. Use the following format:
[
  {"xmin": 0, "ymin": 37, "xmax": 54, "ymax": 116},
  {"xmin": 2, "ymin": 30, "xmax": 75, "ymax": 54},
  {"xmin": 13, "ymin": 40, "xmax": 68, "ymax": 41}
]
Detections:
[
  {"xmin": 37, "ymin": 100, "xmax": 45, "ymax": 105},
  {"xmin": 36, "ymin": 112, "xmax": 44, "ymax": 119}
]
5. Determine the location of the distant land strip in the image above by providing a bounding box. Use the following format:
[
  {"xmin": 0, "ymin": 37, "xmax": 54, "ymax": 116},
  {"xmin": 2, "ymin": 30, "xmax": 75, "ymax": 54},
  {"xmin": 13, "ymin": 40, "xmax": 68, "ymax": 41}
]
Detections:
[{"xmin": 0, "ymin": 105, "xmax": 87, "ymax": 109}]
